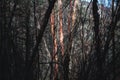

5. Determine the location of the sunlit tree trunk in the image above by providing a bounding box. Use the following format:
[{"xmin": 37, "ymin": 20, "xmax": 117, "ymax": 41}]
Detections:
[
  {"xmin": 68, "ymin": 0, "xmax": 72, "ymax": 34},
  {"xmin": 58, "ymin": 0, "xmax": 64, "ymax": 56},
  {"xmin": 50, "ymin": 10, "xmax": 58, "ymax": 80},
  {"xmin": 72, "ymin": 0, "xmax": 78, "ymax": 27}
]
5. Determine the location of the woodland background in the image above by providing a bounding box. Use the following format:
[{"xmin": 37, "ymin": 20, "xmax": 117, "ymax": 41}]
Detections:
[{"xmin": 0, "ymin": 0, "xmax": 120, "ymax": 80}]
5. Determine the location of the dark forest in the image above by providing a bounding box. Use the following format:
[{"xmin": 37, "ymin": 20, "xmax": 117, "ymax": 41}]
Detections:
[{"xmin": 0, "ymin": 0, "xmax": 120, "ymax": 80}]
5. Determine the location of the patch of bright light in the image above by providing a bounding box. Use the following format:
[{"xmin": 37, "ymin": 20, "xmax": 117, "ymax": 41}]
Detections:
[{"xmin": 81, "ymin": 0, "xmax": 112, "ymax": 7}]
